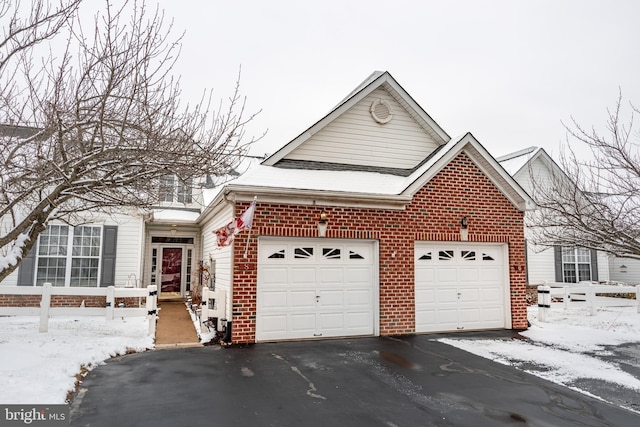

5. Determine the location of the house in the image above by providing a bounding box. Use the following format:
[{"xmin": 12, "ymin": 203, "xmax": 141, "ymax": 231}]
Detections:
[
  {"xmin": 200, "ymin": 71, "xmax": 533, "ymax": 344},
  {"xmin": 497, "ymin": 147, "xmax": 610, "ymax": 285},
  {"xmin": 3, "ymin": 71, "xmax": 534, "ymax": 345}
]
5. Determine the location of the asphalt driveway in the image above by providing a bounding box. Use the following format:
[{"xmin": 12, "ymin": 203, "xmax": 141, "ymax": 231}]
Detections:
[{"xmin": 70, "ymin": 333, "xmax": 638, "ymax": 427}]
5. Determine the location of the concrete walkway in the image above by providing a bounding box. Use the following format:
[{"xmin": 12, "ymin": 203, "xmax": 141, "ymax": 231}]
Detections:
[{"xmin": 154, "ymin": 301, "xmax": 200, "ymax": 348}]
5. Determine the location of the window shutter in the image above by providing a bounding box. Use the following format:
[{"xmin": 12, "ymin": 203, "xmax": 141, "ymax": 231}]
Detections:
[
  {"xmin": 100, "ymin": 226, "xmax": 118, "ymax": 287},
  {"xmin": 553, "ymin": 246, "xmax": 563, "ymax": 282},
  {"xmin": 16, "ymin": 246, "xmax": 37, "ymax": 286},
  {"xmin": 590, "ymin": 249, "xmax": 599, "ymax": 282}
]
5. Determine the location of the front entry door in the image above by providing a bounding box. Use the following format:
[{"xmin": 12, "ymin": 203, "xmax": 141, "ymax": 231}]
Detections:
[{"xmin": 161, "ymin": 247, "xmax": 183, "ymax": 297}]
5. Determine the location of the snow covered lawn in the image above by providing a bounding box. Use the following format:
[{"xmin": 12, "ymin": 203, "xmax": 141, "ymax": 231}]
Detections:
[
  {"xmin": 0, "ymin": 316, "xmax": 153, "ymax": 404},
  {"xmin": 440, "ymin": 305, "xmax": 640, "ymax": 412}
]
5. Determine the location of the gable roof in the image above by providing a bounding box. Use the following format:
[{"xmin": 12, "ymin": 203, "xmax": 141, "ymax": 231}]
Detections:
[
  {"xmin": 262, "ymin": 71, "xmax": 450, "ymax": 168},
  {"xmin": 497, "ymin": 146, "xmax": 565, "ymax": 184},
  {"xmin": 200, "ymin": 72, "xmax": 534, "ymax": 218}
]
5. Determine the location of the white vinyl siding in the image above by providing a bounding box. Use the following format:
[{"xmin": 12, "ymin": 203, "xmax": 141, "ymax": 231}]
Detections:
[
  {"xmin": 609, "ymin": 257, "xmax": 640, "ymax": 284},
  {"xmin": 524, "ymin": 242, "xmax": 556, "ymax": 285},
  {"xmin": 284, "ymin": 88, "xmax": 440, "ymax": 169},
  {"xmin": 111, "ymin": 214, "xmax": 144, "ymax": 288},
  {"xmin": 200, "ymin": 203, "xmax": 234, "ymax": 316}
]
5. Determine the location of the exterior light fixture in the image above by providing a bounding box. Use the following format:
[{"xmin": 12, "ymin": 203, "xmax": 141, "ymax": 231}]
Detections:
[
  {"xmin": 318, "ymin": 209, "xmax": 329, "ymax": 237},
  {"xmin": 460, "ymin": 216, "xmax": 468, "ymax": 241},
  {"xmin": 620, "ymin": 264, "xmax": 628, "ymax": 273}
]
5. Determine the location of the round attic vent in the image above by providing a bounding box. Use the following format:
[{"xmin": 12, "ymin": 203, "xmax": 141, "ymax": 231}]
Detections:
[{"xmin": 370, "ymin": 99, "xmax": 393, "ymax": 124}]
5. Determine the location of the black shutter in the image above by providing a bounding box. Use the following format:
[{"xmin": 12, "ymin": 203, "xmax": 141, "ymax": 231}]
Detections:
[
  {"xmin": 553, "ymin": 246, "xmax": 563, "ymax": 282},
  {"xmin": 590, "ymin": 249, "xmax": 599, "ymax": 282},
  {"xmin": 16, "ymin": 246, "xmax": 37, "ymax": 286},
  {"xmin": 100, "ymin": 226, "xmax": 118, "ymax": 287}
]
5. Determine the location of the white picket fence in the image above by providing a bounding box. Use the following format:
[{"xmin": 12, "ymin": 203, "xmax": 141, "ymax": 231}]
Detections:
[
  {"xmin": 537, "ymin": 281, "xmax": 640, "ymax": 321},
  {"xmin": 0, "ymin": 283, "xmax": 158, "ymax": 336}
]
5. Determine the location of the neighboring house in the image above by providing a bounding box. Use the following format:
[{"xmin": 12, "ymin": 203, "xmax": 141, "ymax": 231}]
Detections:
[
  {"xmin": 3, "ymin": 71, "xmax": 536, "ymax": 345},
  {"xmin": 200, "ymin": 71, "xmax": 533, "ymax": 344},
  {"xmin": 497, "ymin": 147, "xmax": 610, "ymax": 285}
]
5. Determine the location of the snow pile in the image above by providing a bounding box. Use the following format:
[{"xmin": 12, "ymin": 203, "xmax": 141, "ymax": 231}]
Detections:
[
  {"xmin": 440, "ymin": 305, "xmax": 640, "ymax": 409},
  {"xmin": 0, "ymin": 316, "xmax": 153, "ymax": 404}
]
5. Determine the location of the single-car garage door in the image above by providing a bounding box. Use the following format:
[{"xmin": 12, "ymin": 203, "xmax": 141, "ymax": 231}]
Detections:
[
  {"xmin": 415, "ymin": 242, "xmax": 510, "ymax": 333},
  {"xmin": 257, "ymin": 238, "xmax": 377, "ymax": 342}
]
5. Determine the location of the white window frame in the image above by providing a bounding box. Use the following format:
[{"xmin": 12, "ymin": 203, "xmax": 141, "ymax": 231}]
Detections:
[
  {"xmin": 36, "ymin": 224, "xmax": 103, "ymax": 287},
  {"xmin": 158, "ymin": 175, "xmax": 193, "ymax": 204},
  {"xmin": 561, "ymin": 247, "xmax": 592, "ymax": 283}
]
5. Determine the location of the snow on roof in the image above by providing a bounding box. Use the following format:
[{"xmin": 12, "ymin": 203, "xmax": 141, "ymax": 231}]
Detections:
[
  {"xmin": 496, "ymin": 146, "xmax": 541, "ymax": 176},
  {"xmin": 233, "ymin": 134, "xmax": 468, "ymax": 196},
  {"xmin": 152, "ymin": 209, "xmax": 200, "ymax": 223}
]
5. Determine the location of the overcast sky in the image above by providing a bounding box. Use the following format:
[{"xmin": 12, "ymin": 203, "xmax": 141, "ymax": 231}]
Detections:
[{"xmin": 157, "ymin": 0, "xmax": 640, "ymax": 159}]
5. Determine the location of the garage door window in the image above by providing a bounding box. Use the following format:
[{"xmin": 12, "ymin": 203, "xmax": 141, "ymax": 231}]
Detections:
[
  {"xmin": 461, "ymin": 251, "xmax": 476, "ymax": 260},
  {"xmin": 418, "ymin": 252, "xmax": 432, "ymax": 260},
  {"xmin": 268, "ymin": 249, "xmax": 285, "ymax": 259},
  {"xmin": 294, "ymin": 247, "xmax": 314, "ymax": 259},
  {"xmin": 439, "ymin": 250, "xmax": 454, "ymax": 260},
  {"xmin": 323, "ymin": 248, "xmax": 341, "ymax": 259}
]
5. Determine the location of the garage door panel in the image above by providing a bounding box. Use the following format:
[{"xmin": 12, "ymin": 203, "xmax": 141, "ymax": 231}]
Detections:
[
  {"xmin": 437, "ymin": 288, "xmax": 459, "ymax": 303},
  {"xmin": 459, "ymin": 288, "xmax": 480, "ymax": 303},
  {"xmin": 258, "ymin": 238, "xmax": 376, "ymax": 341},
  {"xmin": 345, "ymin": 267, "xmax": 372, "ymax": 283},
  {"xmin": 318, "ymin": 290, "xmax": 343, "ymax": 307},
  {"xmin": 415, "ymin": 242, "xmax": 507, "ymax": 333},
  {"xmin": 291, "ymin": 267, "xmax": 316, "ymax": 284},
  {"xmin": 290, "ymin": 313, "xmax": 317, "ymax": 332},
  {"xmin": 318, "ymin": 267, "xmax": 343, "ymax": 284},
  {"xmin": 260, "ymin": 314, "xmax": 288, "ymax": 333},
  {"xmin": 415, "ymin": 288, "xmax": 435, "ymax": 304},
  {"xmin": 261, "ymin": 267, "xmax": 288, "ymax": 285},
  {"xmin": 458, "ymin": 267, "xmax": 480, "ymax": 283},
  {"xmin": 480, "ymin": 287, "xmax": 502, "ymax": 302},
  {"xmin": 260, "ymin": 291, "xmax": 288, "ymax": 309},
  {"xmin": 415, "ymin": 267, "xmax": 434, "ymax": 282},
  {"xmin": 290, "ymin": 290, "xmax": 317, "ymax": 309},
  {"xmin": 478, "ymin": 267, "xmax": 501, "ymax": 282},
  {"xmin": 436, "ymin": 268, "xmax": 457, "ymax": 282},
  {"xmin": 346, "ymin": 289, "xmax": 372, "ymax": 306}
]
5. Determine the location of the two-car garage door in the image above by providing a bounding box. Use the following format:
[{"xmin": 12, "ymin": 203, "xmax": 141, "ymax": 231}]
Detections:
[
  {"xmin": 415, "ymin": 242, "xmax": 510, "ymax": 333},
  {"xmin": 256, "ymin": 238, "xmax": 510, "ymax": 341},
  {"xmin": 257, "ymin": 238, "xmax": 377, "ymax": 342}
]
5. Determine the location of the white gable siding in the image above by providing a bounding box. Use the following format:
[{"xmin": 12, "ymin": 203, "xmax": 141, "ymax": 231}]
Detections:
[
  {"xmin": 200, "ymin": 203, "xmax": 234, "ymax": 318},
  {"xmin": 284, "ymin": 88, "xmax": 440, "ymax": 169}
]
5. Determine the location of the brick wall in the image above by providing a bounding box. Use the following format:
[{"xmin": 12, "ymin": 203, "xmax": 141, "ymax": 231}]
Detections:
[
  {"xmin": 0, "ymin": 294, "xmax": 140, "ymax": 308},
  {"xmin": 231, "ymin": 153, "xmax": 527, "ymax": 343}
]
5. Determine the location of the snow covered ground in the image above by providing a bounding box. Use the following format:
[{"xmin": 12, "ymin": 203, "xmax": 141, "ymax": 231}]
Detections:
[
  {"xmin": 0, "ymin": 316, "xmax": 153, "ymax": 404},
  {"xmin": 440, "ymin": 304, "xmax": 640, "ymax": 413},
  {"xmin": 1, "ymin": 304, "xmax": 639, "ymax": 409}
]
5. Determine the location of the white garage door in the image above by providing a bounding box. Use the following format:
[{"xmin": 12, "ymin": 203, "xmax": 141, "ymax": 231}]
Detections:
[
  {"xmin": 415, "ymin": 242, "xmax": 510, "ymax": 333},
  {"xmin": 257, "ymin": 238, "xmax": 377, "ymax": 342}
]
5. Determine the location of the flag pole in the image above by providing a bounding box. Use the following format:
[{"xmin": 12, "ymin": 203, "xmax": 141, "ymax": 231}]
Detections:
[{"xmin": 243, "ymin": 196, "xmax": 257, "ymax": 259}]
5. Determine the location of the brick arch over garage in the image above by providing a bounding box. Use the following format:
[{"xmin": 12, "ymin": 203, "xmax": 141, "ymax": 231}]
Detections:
[{"xmin": 230, "ymin": 153, "xmax": 527, "ymax": 344}]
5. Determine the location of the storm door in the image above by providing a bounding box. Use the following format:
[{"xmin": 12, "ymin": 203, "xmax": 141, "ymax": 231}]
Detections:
[{"xmin": 160, "ymin": 247, "xmax": 183, "ymax": 296}]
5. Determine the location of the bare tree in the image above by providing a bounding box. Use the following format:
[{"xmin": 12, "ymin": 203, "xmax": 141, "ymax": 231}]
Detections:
[
  {"xmin": 0, "ymin": 0, "xmax": 259, "ymax": 281},
  {"xmin": 527, "ymin": 93, "xmax": 640, "ymax": 260}
]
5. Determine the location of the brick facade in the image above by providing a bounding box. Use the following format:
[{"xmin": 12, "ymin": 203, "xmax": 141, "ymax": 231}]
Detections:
[{"xmin": 231, "ymin": 153, "xmax": 528, "ymax": 344}]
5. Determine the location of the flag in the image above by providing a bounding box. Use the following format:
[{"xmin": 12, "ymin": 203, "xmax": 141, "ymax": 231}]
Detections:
[{"xmin": 214, "ymin": 198, "xmax": 257, "ymax": 247}]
